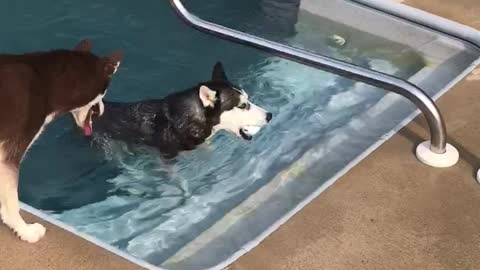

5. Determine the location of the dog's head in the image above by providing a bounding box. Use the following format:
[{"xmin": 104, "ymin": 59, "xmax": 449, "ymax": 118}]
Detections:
[
  {"xmin": 200, "ymin": 62, "xmax": 272, "ymax": 140},
  {"xmin": 69, "ymin": 40, "xmax": 123, "ymax": 136}
]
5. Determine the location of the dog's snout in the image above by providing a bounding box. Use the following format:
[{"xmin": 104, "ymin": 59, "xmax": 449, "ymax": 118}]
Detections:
[{"xmin": 266, "ymin": 112, "xmax": 273, "ymax": 123}]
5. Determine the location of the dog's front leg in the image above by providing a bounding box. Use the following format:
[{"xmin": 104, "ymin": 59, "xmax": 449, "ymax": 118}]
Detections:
[
  {"xmin": 0, "ymin": 148, "xmax": 45, "ymax": 243},
  {"xmin": 160, "ymin": 158, "xmax": 191, "ymax": 197}
]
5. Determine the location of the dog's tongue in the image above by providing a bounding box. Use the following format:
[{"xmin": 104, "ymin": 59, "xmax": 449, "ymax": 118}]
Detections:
[
  {"xmin": 82, "ymin": 107, "xmax": 95, "ymax": 136},
  {"xmin": 83, "ymin": 122, "xmax": 93, "ymax": 136}
]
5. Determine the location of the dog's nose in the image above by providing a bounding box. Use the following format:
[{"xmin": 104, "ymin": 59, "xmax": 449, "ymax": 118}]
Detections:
[{"xmin": 266, "ymin": 112, "xmax": 273, "ymax": 123}]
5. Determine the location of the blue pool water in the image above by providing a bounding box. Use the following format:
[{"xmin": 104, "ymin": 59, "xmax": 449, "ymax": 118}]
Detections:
[{"xmin": 1, "ymin": 0, "xmax": 431, "ymax": 268}]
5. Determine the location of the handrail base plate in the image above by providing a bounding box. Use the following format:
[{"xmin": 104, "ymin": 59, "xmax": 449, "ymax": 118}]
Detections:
[{"xmin": 416, "ymin": 141, "xmax": 459, "ymax": 167}]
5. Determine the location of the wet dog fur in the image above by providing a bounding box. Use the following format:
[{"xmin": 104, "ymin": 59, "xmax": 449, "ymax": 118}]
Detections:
[{"xmin": 92, "ymin": 62, "xmax": 272, "ymax": 159}]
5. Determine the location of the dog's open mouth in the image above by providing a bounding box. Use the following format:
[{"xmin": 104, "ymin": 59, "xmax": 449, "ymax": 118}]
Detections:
[
  {"xmin": 239, "ymin": 126, "xmax": 262, "ymax": 141},
  {"xmin": 82, "ymin": 104, "xmax": 100, "ymax": 136}
]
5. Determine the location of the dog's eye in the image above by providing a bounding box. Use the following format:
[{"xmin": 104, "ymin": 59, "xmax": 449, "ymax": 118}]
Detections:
[{"xmin": 238, "ymin": 103, "xmax": 249, "ymax": 109}]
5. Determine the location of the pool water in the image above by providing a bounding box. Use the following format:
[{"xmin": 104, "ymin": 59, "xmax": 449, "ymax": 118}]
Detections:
[{"xmin": 0, "ymin": 0, "xmax": 438, "ymax": 268}]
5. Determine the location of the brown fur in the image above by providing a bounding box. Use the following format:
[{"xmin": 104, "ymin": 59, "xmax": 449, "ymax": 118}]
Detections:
[
  {"xmin": 0, "ymin": 40, "xmax": 122, "ymax": 242},
  {"xmin": 0, "ymin": 41, "xmax": 121, "ymax": 165}
]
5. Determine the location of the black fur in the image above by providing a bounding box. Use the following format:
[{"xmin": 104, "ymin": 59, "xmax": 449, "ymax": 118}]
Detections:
[{"xmin": 93, "ymin": 62, "xmax": 243, "ymax": 158}]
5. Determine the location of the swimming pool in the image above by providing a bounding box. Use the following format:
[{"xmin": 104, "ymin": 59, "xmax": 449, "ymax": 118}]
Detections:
[{"xmin": 3, "ymin": 0, "xmax": 479, "ymax": 269}]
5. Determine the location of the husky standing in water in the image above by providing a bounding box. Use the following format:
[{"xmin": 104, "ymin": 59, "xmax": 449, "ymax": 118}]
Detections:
[{"xmin": 92, "ymin": 62, "xmax": 272, "ymax": 158}]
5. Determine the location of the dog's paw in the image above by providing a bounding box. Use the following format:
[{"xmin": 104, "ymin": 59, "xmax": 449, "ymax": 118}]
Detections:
[{"xmin": 17, "ymin": 223, "xmax": 46, "ymax": 243}]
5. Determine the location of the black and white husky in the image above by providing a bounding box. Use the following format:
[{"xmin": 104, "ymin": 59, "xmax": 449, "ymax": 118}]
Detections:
[{"xmin": 91, "ymin": 62, "xmax": 272, "ymax": 158}]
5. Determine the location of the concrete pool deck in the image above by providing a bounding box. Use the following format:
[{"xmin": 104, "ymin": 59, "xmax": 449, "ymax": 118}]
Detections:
[{"xmin": 1, "ymin": 0, "xmax": 479, "ymax": 269}]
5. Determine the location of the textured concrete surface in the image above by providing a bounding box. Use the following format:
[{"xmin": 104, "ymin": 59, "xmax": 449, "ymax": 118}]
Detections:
[
  {"xmin": 404, "ymin": 0, "xmax": 480, "ymax": 29},
  {"xmin": 0, "ymin": 212, "xmax": 141, "ymax": 270},
  {"xmin": 0, "ymin": 0, "xmax": 479, "ymax": 270}
]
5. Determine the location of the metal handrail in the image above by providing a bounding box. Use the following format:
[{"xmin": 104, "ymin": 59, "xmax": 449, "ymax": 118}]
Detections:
[{"xmin": 169, "ymin": 0, "xmax": 447, "ymax": 154}]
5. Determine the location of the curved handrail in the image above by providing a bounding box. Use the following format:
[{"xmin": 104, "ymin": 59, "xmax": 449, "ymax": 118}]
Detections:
[{"xmin": 169, "ymin": 0, "xmax": 447, "ymax": 154}]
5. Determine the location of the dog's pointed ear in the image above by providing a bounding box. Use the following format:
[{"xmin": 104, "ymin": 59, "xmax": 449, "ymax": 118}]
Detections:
[
  {"xmin": 199, "ymin": 85, "xmax": 217, "ymax": 108},
  {"xmin": 104, "ymin": 50, "xmax": 123, "ymax": 78},
  {"xmin": 212, "ymin": 61, "xmax": 228, "ymax": 81},
  {"xmin": 74, "ymin": 39, "xmax": 93, "ymax": 52}
]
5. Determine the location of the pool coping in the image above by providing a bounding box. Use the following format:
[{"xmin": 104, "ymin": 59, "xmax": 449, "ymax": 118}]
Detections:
[
  {"xmin": 17, "ymin": 1, "xmax": 480, "ymax": 270},
  {"xmin": 352, "ymin": 0, "xmax": 480, "ymax": 48}
]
